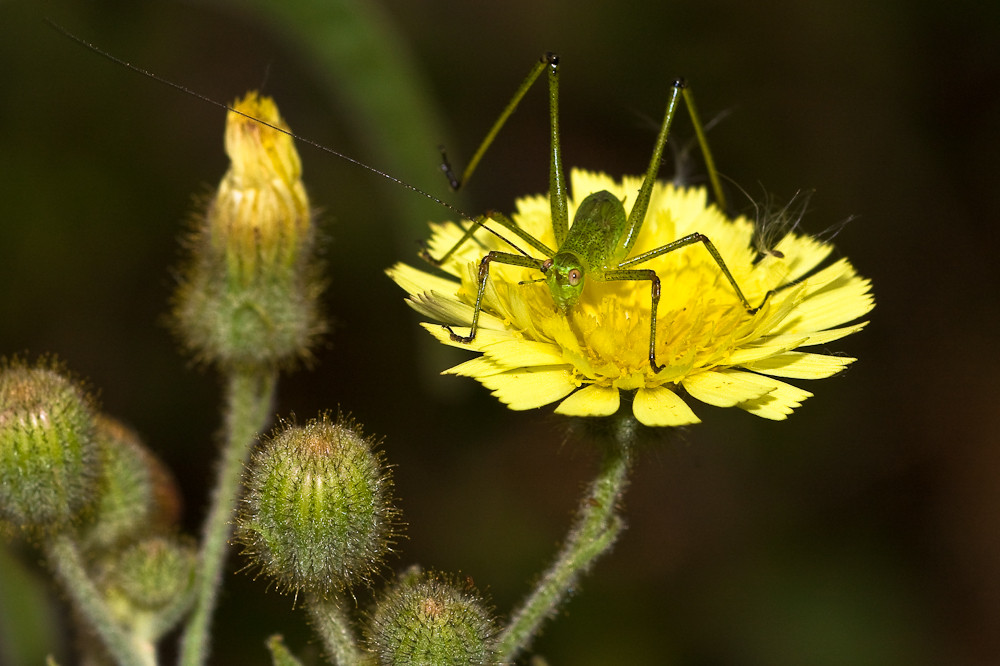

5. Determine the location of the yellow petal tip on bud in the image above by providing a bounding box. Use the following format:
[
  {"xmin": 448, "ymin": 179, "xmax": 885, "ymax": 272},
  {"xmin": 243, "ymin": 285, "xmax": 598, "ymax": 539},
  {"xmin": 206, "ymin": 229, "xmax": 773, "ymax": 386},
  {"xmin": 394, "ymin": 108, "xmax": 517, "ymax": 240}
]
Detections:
[
  {"xmin": 225, "ymin": 93, "xmax": 302, "ymax": 187},
  {"xmin": 172, "ymin": 91, "xmax": 325, "ymax": 369}
]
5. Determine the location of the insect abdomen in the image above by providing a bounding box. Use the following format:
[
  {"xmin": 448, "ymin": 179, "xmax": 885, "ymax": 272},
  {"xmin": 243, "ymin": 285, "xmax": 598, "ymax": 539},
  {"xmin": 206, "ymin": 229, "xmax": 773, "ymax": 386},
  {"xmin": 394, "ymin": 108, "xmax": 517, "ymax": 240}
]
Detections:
[{"xmin": 563, "ymin": 190, "xmax": 629, "ymax": 269}]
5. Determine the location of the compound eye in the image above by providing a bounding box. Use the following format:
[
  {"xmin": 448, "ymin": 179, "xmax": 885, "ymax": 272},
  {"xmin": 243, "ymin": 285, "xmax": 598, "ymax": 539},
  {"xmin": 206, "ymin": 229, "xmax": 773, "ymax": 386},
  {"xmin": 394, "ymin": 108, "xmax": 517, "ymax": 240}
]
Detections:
[{"xmin": 567, "ymin": 268, "xmax": 582, "ymax": 286}]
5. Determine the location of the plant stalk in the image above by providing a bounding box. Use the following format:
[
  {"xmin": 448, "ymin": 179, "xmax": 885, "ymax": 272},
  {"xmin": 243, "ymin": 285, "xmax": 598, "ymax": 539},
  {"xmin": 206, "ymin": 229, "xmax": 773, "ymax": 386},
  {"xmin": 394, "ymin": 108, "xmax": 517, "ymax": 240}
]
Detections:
[
  {"xmin": 179, "ymin": 368, "xmax": 277, "ymax": 666},
  {"xmin": 305, "ymin": 591, "xmax": 372, "ymax": 666},
  {"xmin": 46, "ymin": 533, "xmax": 153, "ymax": 666},
  {"xmin": 497, "ymin": 415, "xmax": 636, "ymax": 661}
]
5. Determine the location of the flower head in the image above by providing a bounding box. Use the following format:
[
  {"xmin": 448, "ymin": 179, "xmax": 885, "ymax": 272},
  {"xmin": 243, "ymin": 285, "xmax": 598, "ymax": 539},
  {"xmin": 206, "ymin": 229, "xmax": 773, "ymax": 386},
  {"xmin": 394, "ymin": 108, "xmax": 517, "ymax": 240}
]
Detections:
[
  {"xmin": 389, "ymin": 170, "xmax": 873, "ymax": 427},
  {"xmin": 172, "ymin": 91, "xmax": 324, "ymax": 368}
]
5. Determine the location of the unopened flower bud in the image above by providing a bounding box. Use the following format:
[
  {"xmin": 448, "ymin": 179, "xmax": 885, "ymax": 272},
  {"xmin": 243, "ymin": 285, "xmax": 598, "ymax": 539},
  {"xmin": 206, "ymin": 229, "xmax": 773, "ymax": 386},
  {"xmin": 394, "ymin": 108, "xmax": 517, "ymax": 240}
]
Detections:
[
  {"xmin": 0, "ymin": 358, "xmax": 98, "ymax": 531},
  {"xmin": 366, "ymin": 571, "xmax": 498, "ymax": 665},
  {"xmin": 96, "ymin": 534, "xmax": 197, "ymax": 640},
  {"xmin": 236, "ymin": 414, "xmax": 397, "ymax": 594},
  {"xmin": 173, "ymin": 91, "xmax": 324, "ymax": 368},
  {"xmin": 77, "ymin": 415, "xmax": 181, "ymax": 551}
]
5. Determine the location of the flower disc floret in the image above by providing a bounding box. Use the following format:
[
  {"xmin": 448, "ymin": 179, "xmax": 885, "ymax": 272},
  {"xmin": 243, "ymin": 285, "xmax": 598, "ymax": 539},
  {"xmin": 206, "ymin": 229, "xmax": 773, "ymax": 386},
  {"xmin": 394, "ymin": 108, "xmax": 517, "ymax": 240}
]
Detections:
[{"xmin": 389, "ymin": 170, "xmax": 874, "ymax": 427}]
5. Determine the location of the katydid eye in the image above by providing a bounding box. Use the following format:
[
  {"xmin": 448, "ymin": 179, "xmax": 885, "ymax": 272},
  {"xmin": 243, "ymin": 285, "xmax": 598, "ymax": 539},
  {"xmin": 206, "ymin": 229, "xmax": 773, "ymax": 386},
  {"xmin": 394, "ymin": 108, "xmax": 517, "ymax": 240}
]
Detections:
[{"xmin": 567, "ymin": 268, "xmax": 582, "ymax": 286}]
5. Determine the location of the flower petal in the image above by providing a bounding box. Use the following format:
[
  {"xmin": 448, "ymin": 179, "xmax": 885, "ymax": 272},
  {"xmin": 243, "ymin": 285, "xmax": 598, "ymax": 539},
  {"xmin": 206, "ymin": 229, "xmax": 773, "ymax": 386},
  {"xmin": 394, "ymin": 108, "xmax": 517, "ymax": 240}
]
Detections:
[
  {"xmin": 421, "ymin": 322, "xmax": 511, "ymax": 351},
  {"xmin": 408, "ymin": 291, "xmax": 476, "ymax": 327},
  {"xmin": 445, "ymin": 356, "xmax": 504, "ymax": 378},
  {"xmin": 480, "ymin": 339, "xmax": 570, "ymax": 370},
  {"xmin": 742, "ymin": 351, "xmax": 855, "ymax": 379},
  {"xmin": 555, "ymin": 385, "xmax": 621, "ymax": 417},
  {"xmin": 387, "ymin": 262, "xmax": 461, "ymax": 297},
  {"xmin": 477, "ymin": 367, "xmax": 578, "ymax": 410},
  {"xmin": 737, "ymin": 377, "xmax": 814, "ymax": 420},
  {"xmin": 633, "ymin": 386, "xmax": 701, "ymax": 427},
  {"xmin": 682, "ymin": 370, "xmax": 776, "ymax": 407},
  {"xmin": 771, "ymin": 233, "xmax": 834, "ymax": 283},
  {"xmin": 747, "ymin": 322, "xmax": 868, "ymax": 352},
  {"xmin": 727, "ymin": 340, "xmax": 807, "ymax": 366},
  {"xmin": 780, "ymin": 261, "xmax": 874, "ymax": 333}
]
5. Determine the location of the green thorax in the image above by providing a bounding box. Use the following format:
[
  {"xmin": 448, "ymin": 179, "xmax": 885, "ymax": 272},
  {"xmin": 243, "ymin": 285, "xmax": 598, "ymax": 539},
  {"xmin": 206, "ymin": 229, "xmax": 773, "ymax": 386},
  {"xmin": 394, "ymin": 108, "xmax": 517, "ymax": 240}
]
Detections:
[{"xmin": 545, "ymin": 190, "xmax": 629, "ymax": 311}]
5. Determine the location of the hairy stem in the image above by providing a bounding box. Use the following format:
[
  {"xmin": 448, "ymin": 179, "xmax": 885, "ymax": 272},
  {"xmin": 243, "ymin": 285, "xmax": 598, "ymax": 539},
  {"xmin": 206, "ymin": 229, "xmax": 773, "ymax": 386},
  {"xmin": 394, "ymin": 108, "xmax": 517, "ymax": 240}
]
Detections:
[
  {"xmin": 497, "ymin": 415, "xmax": 636, "ymax": 661},
  {"xmin": 179, "ymin": 368, "xmax": 277, "ymax": 666},
  {"xmin": 306, "ymin": 591, "xmax": 373, "ymax": 666},
  {"xmin": 46, "ymin": 533, "xmax": 153, "ymax": 666}
]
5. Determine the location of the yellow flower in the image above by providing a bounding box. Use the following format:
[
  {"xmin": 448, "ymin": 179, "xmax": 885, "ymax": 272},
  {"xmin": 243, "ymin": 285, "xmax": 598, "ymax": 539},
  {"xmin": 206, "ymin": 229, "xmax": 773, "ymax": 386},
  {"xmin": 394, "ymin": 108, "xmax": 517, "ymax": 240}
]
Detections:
[{"xmin": 388, "ymin": 170, "xmax": 873, "ymax": 427}]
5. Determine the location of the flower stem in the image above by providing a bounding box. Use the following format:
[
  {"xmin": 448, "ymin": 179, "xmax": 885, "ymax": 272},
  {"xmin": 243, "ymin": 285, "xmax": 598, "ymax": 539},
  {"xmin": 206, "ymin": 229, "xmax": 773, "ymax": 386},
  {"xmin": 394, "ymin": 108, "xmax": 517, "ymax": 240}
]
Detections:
[
  {"xmin": 179, "ymin": 368, "xmax": 277, "ymax": 666},
  {"xmin": 497, "ymin": 415, "xmax": 636, "ymax": 662},
  {"xmin": 45, "ymin": 533, "xmax": 153, "ymax": 666},
  {"xmin": 305, "ymin": 591, "xmax": 373, "ymax": 666}
]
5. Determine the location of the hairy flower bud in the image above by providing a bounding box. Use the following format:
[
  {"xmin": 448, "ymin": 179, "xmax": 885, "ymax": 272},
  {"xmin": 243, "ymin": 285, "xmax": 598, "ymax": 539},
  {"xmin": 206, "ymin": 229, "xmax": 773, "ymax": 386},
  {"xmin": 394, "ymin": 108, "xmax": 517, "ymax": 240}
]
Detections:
[
  {"xmin": 77, "ymin": 415, "xmax": 181, "ymax": 551},
  {"xmin": 0, "ymin": 358, "xmax": 98, "ymax": 532},
  {"xmin": 173, "ymin": 91, "xmax": 324, "ymax": 368},
  {"xmin": 95, "ymin": 534, "xmax": 197, "ymax": 641},
  {"xmin": 235, "ymin": 414, "xmax": 397, "ymax": 594},
  {"xmin": 366, "ymin": 570, "xmax": 498, "ymax": 665}
]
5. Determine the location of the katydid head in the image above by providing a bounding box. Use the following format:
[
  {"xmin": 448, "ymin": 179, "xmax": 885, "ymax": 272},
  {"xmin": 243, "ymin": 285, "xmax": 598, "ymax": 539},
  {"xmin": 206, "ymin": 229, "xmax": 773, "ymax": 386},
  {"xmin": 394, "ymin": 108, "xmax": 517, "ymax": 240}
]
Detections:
[{"xmin": 544, "ymin": 251, "xmax": 586, "ymax": 312}]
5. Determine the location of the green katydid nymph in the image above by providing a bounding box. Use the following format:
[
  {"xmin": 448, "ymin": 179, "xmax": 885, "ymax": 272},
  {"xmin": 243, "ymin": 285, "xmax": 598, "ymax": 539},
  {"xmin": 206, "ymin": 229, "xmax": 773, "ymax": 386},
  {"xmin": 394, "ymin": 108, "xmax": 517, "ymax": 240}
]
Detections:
[
  {"xmin": 422, "ymin": 53, "xmax": 772, "ymax": 373},
  {"xmin": 55, "ymin": 23, "xmax": 769, "ymax": 376}
]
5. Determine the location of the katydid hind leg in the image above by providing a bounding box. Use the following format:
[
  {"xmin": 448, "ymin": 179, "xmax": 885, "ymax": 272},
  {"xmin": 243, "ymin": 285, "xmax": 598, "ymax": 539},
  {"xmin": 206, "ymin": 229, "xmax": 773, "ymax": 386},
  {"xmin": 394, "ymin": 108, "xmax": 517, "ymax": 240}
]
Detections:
[
  {"xmin": 680, "ymin": 86, "xmax": 727, "ymax": 212},
  {"xmin": 620, "ymin": 79, "xmax": 730, "ymax": 262},
  {"xmin": 428, "ymin": 53, "xmax": 565, "ymax": 266},
  {"xmin": 619, "ymin": 79, "xmax": 686, "ymax": 260}
]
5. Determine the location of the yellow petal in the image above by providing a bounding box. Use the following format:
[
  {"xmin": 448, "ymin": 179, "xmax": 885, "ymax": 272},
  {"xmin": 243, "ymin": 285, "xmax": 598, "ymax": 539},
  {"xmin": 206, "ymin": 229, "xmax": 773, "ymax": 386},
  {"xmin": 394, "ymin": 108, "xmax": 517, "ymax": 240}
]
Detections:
[
  {"xmin": 480, "ymin": 339, "xmax": 570, "ymax": 370},
  {"xmin": 445, "ymin": 356, "xmax": 504, "ymax": 378},
  {"xmin": 727, "ymin": 340, "xmax": 805, "ymax": 366},
  {"xmin": 780, "ymin": 262, "xmax": 874, "ymax": 332},
  {"xmin": 772, "ymin": 233, "xmax": 834, "ymax": 283},
  {"xmin": 633, "ymin": 386, "xmax": 701, "ymax": 427},
  {"xmin": 555, "ymin": 385, "xmax": 621, "ymax": 417},
  {"xmin": 477, "ymin": 367, "xmax": 578, "ymax": 410},
  {"xmin": 408, "ymin": 291, "xmax": 475, "ymax": 326},
  {"xmin": 741, "ymin": 351, "xmax": 855, "ymax": 379},
  {"xmin": 748, "ymin": 322, "xmax": 868, "ymax": 352},
  {"xmin": 682, "ymin": 370, "xmax": 775, "ymax": 407},
  {"xmin": 421, "ymin": 322, "xmax": 517, "ymax": 351},
  {"xmin": 386, "ymin": 262, "xmax": 461, "ymax": 297},
  {"xmin": 737, "ymin": 377, "xmax": 813, "ymax": 420}
]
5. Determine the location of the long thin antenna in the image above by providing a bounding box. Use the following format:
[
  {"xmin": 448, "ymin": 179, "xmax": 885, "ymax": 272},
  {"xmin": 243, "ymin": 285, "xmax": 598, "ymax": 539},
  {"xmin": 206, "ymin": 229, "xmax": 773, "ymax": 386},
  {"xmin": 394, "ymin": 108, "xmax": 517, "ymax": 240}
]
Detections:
[{"xmin": 45, "ymin": 19, "xmax": 533, "ymax": 258}]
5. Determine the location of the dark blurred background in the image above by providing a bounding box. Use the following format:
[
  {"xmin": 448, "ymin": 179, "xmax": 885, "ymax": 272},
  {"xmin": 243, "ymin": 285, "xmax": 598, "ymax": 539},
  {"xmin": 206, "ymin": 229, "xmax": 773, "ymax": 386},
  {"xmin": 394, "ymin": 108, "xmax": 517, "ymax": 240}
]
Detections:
[{"xmin": 1, "ymin": 0, "xmax": 997, "ymax": 664}]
